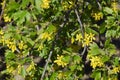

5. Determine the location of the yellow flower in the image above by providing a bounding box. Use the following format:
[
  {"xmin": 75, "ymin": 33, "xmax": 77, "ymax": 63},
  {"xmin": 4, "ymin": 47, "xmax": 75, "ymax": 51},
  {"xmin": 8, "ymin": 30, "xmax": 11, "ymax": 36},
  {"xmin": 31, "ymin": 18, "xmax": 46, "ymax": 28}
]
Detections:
[
  {"xmin": 18, "ymin": 41, "xmax": 24, "ymax": 50},
  {"xmin": 75, "ymin": 34, "xmax": 83, "ymax": 42},
  {"xmin": 111, "ymin": 1, "xmax": 118, "ymax": 13},
  {"xmin": 3, "ymin": 14, "xmax": 11, "ymax": 22},
  {"xmin": 62, "ymin": 1, "xmax": 74, "ymax": 10},
  {"xmin": 90, "ymin": 56, "xmax": 104, "ymax": 69},
  {"xmin": 82, "ymin": 38, "xmax": 91, "ymax": 47},
  {"xmin": 41, "ymin": 0, "xmax": 50, "ymax": 9},
  {"xmin": 1, "ymin": 0, "xmax": 5, "ymax": 8},
  {"xmin": 17, "ymin": 65, "xmax": 23, "ymax": 74},
  {"xmin": 112, "ymin": 67, "xmax": 119, "ymax": 74},
  {"xmin": 82, "ymin": 33, "xmax": 95, "ymax": 47},
  {"xmin": 0, "ymin": 30, "xmax": 4, "ymax": 35},
  {"xmin": 38, "ymin": 44, "xmax": 44, "ymax": 51},
  {"xmin": 71, "ymin": 37, "xmax": 75, "ymax": 44},
  {"xmin": 54, "ymin": 55, "xmax": 67, "ymax": 67},
  {"xmin": 26, "ymin": 61, "xmax": 36, "ymax": 72},
  {"xmin": 89, "ymin": 33, "xmax": 95, "ymax": 41},
  {"xmin": 6, "ymin": 64, "xmax": 15, "ymax": 74},
  {"xmin": 92, "ymin": 12, "xmax": 103, "ymax": 21},
  {"xmin": 57, "ymin": 72, "xmax": 65, "ymax": 79},
  {"xmin": 40, "ymin": 32, "xmax": 52, "ymax": 41},
  {"xmin": 0, "ymin": 36, "xmax": 5, "ymax": 44},
  {"xmin": 11, "ymin": 44, "xmax": 16, "ymax": 52}
]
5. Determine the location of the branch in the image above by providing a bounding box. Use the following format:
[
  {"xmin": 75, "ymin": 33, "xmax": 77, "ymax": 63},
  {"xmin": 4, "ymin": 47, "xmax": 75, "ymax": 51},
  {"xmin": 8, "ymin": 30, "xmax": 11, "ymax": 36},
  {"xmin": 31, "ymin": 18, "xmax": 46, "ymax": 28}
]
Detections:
[
  {"xmin": 74, "ymin": 7, "xmax": 87, "ymax": 56},
  {"xmin": 0, "ymin": 0, "xmax": 6, "ymax": 22},
  {"xmin": 40, "ymin": 9, "xmax": 72, "ymax": 80},
  {"xmin": 40, "ymin": 51, "xmax": 52, "ymax": 80},
  {"xmin": 96, "ymin": 0, "xmax": 102, "ymax": 10}
]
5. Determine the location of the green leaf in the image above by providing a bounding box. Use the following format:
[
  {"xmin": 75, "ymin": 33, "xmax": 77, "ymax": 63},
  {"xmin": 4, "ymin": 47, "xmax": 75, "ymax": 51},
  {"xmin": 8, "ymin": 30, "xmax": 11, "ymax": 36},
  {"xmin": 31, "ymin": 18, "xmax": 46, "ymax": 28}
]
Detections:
[
  {"xmin": 5, "ymin": 50, "xmax": 16, "ymax": 60},
  {"xmin": 113, "ymin": 57, "xmax": 120, "ymax": 66},
  {"xmin": 7, "ymin": 1, "xmax": 20, "ymax": 11},
  {"xmin": 35, "ymin": 0, "xmax": 42, "ymax": 10},
  {"xmin": 12, "ymin": 10, "xmax": 31, "ymax": 25},
  {"xmin": 95, "ymin": 72, "xmax": 101, "ymax": 80},
  {"xmin": 14, "ymin": 34, "xmax": 21, "ymax": 40},
  {"xmin": 69, "ymin": 65, "xmax": 77, "ymax": 71},
  {"xmin": 89, "ymin": 43, "xmax": 105, "ymax": 55},
  {"xmin": 50, "ymin": 72, "xmax": 57, "ymax": 80},
  {"xmin": 63, "ymin": 56, "xmax": 70, "ymax": 63},
  {"xmin": 26, "ymin": 38, "xmax": 35, "ymax": 47},
  {"xmin": 91, "ymin": 70, "xmax": 101, "ymax": 80},
  {"xmin": 101, "ymin": 55, "xmax": 110, "ymax": 62},
  {"xmin": 21, "ymin": 67, "xmax": 26, "ymax": 78},
  {"xmin": 20, "ymin": 0, "xmax": 31, "ymax": 9},
  {"xmin": 106, "ymin": 30, "xmax": 117, "ymax": 38},
  {"xmin": 103, "ymin": 7, "xmax": 113, "ymax": 14},
  {"xmin": 73, "ymin": 55, "xmax": 81, "ymax": 64},
  {"xmin": 4, "ymin": 33, "xmax": 12, "ymax": 39}
]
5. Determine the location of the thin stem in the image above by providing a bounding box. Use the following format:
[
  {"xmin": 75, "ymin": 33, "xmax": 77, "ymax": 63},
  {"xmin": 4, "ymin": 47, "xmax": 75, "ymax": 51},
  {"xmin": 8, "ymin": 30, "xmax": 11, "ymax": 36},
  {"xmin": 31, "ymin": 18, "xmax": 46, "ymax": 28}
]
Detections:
[
  {"xmin": 75, "ymin": 9, "xmax": 84, "ymax": 37},
  {"xmin": 40, "ymin": 9, "xmax": 72, "ymax": 80},
  {"xmin": 0, "ymin": 0, "xmax": 6, "ymax": 21},
  {"xmin": 75, "ymin": 8, "xmax": 87, "ymax": 56},
  {"xmin": 40, "ymin": 51, "xmax": 53, "ymax": 80}
]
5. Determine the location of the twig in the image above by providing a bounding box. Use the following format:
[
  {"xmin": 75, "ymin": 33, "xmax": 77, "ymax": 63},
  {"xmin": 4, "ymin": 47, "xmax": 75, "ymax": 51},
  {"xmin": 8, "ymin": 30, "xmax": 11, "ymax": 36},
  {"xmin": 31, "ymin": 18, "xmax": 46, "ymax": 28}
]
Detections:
[
  {"xmin": 0, "ymin": 0, "xmax": 6, "ymax": 22},
  {"xmin": 96, "ymin": 0, "xmax": 102, "ymax": 10},
  {"xmin": 74, "ymin": 8, "xmax": 87, "ymax": 56},
  {"xmin": 40, "ymin": 51, "xmax": 52, "ymax": 80},
  {"xmin": 40, "ymin": 9, "xmax": 72, "ymax": 80}
]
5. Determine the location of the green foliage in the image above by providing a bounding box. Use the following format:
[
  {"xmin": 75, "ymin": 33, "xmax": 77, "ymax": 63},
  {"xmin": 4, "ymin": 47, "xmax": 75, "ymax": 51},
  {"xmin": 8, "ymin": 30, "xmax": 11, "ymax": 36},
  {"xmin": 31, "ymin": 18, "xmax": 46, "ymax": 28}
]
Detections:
[{"xmin": 0, "ymin": 0, "xmax": 120, "ymax": 80}]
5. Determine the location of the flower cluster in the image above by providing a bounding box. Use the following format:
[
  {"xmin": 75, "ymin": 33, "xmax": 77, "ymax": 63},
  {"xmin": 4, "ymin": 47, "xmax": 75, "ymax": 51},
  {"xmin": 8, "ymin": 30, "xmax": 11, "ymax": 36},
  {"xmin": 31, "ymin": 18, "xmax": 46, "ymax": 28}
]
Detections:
[
  {"xmin": 111, "ymin": 66, "xmax": 120, "ymax": 74},
  {"xmin": 89, "ymin": 56, "xmax": 104, "ymax": 69},
  {"xmin": 91, "ymin": 12, "xmax": 103, "ymax": 21},
  {"xmin": 40, "ymin": 32, "xmax": 52, "ymax": 41},
  {"xmin": 18, "ymin": 41, "xmax": 27, "ymax": 50},
  {"xmin": 6, "ymin": 64, "xmax": 16, "ymax": 74},
  {"xmin": 38, "ymin": 44, "xmax": 44, "ymax": 51},
  {"xmin": 57, "ymin": 71, "xmax": 66, "ymax": 79},
  {"xmin": 111, "ymin": 0, "xmax": 118, "ymax": 13},
  {"xmin": 54, "ymin": 55, "xmax": 68, "ymax": 67},
  {"xmin": 71, "ymin": 33, "xmax": 95, "ymax": 47},
  {"xmin": 2, "ymin": 38, "xmax": 17, "ymax": 52},
  {"xmin": 62, "ymin": 1, "xmax": 74, "ymax": 10},
  {"xmin": 40, "ymin": 0, "xmax": 50, "ymax": 9},
  {"xmin": 3, "ymin": 14, "xmax": 11, "ymax": 22},
  {"xmin": 1, "ymin": 0, "xmax": 5, "ymax": 8},
  {"xmin": 26, "ymin": 61, "xmax": 36, "ymax": 72}
]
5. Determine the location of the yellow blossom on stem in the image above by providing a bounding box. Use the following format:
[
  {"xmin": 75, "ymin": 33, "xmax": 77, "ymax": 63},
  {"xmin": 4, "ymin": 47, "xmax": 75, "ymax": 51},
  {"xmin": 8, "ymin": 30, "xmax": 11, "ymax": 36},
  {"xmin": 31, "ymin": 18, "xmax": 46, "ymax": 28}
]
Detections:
[
  {"xmin": 41, "ymin": 0, "xmax": 50, "ymax": 9},
  {"xmin": 82, "ymin": 38, "xmax": 91, "ymax": 47},
  {"xmin": 82, "ymin": 33, "xmax": 95, "ymax": 47},
  {"xmin": 112, "ymin": 66, "xmax": 119, "ymax": 74},
  {"xmin": 18, "ymin": 41, "xmax": 24, "ymax": 50},
  {"xmin": 40, "ymin": 32, "xmax": 52, "ymax": 41},
  {"xmin": 26, "ymin": 61, "xmax": 36, "ymax": 72},
  {"xmin": 89, "ymin": 33, "xmax": 95, "ymax": 41},
  {"xmin": 11, "ymin": 44, "xmax": 16, "ymax": 52},
  {"xmin": 17, "ymin": 65, "xmax": 23, "ymax": 74},
  {"xmin": 75, "ymin": 34, "xmax": 83, "ymax": 42},
  {"xmin": 3, "ymin": 14, "xmax": 11, "ymax": 22},
  {"xmin": 6, "ymin": 64, "xmax": 15, "ymax": 74},
  {"xmin": 92, "ymin": 12, "xmax": 103, "ymax": 21},
  {"xmin": 0, "ymin": 30, "xmax": 4, "ymax": 35},
  {"xmin": 111, "ymin": 1, "xmax": 118, "ymax": 13},
  {"xmin": 1, "ymin": 0, "xmax": 5, "ymax": 8},
  {"xmin": 0, "ymin": 36, "xmax": 5, "ymax": 44},
  {"xmin": 90, "ymin": 56, "xmax": 104, "ymax": 69},
  {"xmin": 57, "ymin": 72, "xmax": 66, "ymax": 79},
  {"xmin": 38, "ymin": 44, "xmax": 44, "ymax": 51},
  {"xmin": 71, "ymin": 37, "xmax": 75, "ymax": 44},
  {"xmin": 54, "ymin": 55, "xmax": 67, "ymax": 67}
]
